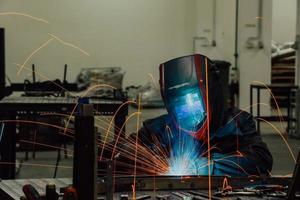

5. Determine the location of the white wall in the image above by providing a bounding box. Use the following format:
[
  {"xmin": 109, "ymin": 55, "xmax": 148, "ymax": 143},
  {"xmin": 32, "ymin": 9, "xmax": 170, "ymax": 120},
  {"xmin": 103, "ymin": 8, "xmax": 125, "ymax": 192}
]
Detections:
[
  {"xmin": 272, "ymin": 0, "xmax": 297, "ymax": 43},
  {"xmin": 194, "ymin": 0, "xmax": 272, "ymax": 115},
  {"xmin": 194, "ymin": 0, "xmax": 236, "ymax": 65},
  {"xmin": 238, "ymin": 0, "xmax": 272, "ymax": 114},
  {"xmin": 0, "ymin": 0, "xmax": 196, "ymax": 87},
  {"xmin": 0, "ymin": 0, "xmax": 273, "ymax": 115}
]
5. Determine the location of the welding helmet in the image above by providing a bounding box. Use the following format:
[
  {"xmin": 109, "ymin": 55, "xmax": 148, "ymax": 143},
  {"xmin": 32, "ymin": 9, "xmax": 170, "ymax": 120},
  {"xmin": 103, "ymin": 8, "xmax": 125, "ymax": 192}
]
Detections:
[{"xmin": 159, "ymin": 54, "xmax": 224, "ymax": 140}]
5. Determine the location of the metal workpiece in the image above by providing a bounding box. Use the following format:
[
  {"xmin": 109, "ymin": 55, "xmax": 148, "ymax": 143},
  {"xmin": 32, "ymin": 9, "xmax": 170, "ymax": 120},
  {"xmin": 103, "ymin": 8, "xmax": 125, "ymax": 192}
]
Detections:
[
  {"xmin": 189, "ymin": 191, "xmax": 221, "ymax": 200},
  {"xmin": 0, "ymin": 176, "xmax": 295, "ymax": 200},
  {"xmin": 156, "ymin": 194, "xmax": 172, "ymax": 200}
]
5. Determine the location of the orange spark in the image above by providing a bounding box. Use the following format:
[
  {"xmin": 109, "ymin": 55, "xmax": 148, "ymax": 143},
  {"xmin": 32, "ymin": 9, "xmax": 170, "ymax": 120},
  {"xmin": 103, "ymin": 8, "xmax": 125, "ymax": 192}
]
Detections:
[
  {"xmin": 258, "ymin": 117, "xmax": 296, "ymax": 163},
  {"xmin": 80, "ymin": 84, "xmax": 117, "ymax": 98},
  {"xmin": 110, "ymin": 112, "xmax": 141, "ymax": 160},
  {"xmin": 17, "ymin": 38, "xmax": 54, "ymax": 75},
  {"xmin": 147, "ymin": 73, "xmax": 159, "ymax": 89},
  {"xmin": 133, "ymin": 94, "xmax": 142, "ymax": 200},
  {"xmin": 48, "ymin": 33, "xmax": 90, "ymax": 56},
  {"xmin": 222, "ymin": 177, "xmax": 232, "ymax": 191},
  {"xmin": 100, "ymin": 100, "xmax": 136, "ymax": 160},
  {"xmin": 0, "ymin": 12, "xmax": 49, "ymax": 24}
]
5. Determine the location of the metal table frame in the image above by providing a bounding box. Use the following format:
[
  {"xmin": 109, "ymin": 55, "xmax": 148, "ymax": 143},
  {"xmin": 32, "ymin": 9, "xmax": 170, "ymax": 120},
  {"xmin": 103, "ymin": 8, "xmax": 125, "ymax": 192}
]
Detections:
[
  {"xmin": 0, "ymin": 96, "xmax": 128, "ymax": 179},
  {"xmin": 250, "ymin": 84, "xmax": 298, "ymax": 135}
]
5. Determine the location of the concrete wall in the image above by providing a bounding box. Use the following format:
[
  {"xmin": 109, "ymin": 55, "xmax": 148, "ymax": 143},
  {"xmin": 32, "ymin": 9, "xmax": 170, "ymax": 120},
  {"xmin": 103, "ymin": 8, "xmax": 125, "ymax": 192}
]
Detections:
[
  {"xmin": 272, "ymin": 0, "xmax": 297, "ymax": 43},
  {"xmin": 0, "ymin": 0, "xmax": 196, "ymax": 87}
]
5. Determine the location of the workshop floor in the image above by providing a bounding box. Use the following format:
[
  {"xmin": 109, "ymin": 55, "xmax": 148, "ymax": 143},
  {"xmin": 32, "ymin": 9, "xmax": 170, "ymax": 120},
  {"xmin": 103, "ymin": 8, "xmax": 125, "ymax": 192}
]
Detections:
[{"xmin": 16, "ymin": 107, "xmax": 300, "ymax": 179}]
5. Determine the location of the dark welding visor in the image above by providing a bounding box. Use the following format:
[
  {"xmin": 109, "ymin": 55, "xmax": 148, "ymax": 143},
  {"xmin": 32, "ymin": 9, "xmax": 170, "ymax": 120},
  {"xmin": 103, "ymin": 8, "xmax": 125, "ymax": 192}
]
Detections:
[{"xmin": 160, "ymin": 54, "xmax": 210, "ymax": 133}]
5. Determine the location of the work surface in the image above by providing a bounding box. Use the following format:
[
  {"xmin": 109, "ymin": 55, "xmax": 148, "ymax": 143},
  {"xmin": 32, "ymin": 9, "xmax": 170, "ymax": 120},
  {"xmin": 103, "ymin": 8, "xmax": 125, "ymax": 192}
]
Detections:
[
  {"xmin": 0, "ymin": 176, "xmax": 293, "ymax": 200},
  {"xmin": 0, "ymin": 178, "xmax": 71, "ymax": 200}
]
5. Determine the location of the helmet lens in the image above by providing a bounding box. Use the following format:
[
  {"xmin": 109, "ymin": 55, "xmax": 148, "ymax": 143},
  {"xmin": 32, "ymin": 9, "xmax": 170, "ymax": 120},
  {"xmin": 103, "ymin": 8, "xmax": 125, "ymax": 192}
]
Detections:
[{"xmin": 168, "ymin": 88, "xmax": 206, "ymax": 132}]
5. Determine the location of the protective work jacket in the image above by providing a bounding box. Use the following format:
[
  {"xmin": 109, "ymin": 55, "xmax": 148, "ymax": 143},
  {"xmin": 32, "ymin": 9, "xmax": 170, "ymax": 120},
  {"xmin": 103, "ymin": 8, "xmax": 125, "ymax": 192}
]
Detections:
[{"xmin": 133, "ymin": 107, "xmax": 273, "ymax": 176}]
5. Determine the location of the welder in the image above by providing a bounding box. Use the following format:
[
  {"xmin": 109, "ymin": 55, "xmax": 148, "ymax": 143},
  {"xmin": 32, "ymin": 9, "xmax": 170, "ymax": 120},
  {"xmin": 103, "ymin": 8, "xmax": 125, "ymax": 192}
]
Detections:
[{"xmin": 130, "ymin": 54, "xmax": 273, "ymax": 177}]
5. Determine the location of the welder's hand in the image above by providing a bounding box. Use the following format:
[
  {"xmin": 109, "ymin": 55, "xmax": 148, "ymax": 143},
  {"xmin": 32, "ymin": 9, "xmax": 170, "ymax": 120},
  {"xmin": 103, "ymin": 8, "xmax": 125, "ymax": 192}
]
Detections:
[{"xmin": 194, "ymin": 156, "xmax": 211, "ymax": 175}]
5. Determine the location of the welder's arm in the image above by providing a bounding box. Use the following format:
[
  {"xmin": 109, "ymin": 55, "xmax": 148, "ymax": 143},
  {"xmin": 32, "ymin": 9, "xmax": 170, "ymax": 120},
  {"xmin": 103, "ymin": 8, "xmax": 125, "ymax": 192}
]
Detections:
[
  {"xmin": 128, "ymin": 117, "xmax": 171, "ymax": 152},
  {"xmin": 208, "ymin": 110, "xmax": 273, "ymax": 177},
  {"xmin": 211, "ymin": 151, "xmax": 270, "ymax": 176},
  {"xmin": 196, "ymin": 149, "xmax": 271, "ymax": 177}
]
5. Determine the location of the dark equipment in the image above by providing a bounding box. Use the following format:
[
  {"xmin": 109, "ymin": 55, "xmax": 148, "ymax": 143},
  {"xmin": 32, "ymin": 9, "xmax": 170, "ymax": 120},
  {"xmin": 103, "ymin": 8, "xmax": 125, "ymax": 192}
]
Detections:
[
  {"xmin": 63, "ymin": 187, "xmax": 78, "ymax": 200},
  {"xmin": 73, "ymin": 103, "xmax": 97, "ymax": 200},
  {"xmin": 0, "ymin": 96, "xmax": 128, "ymax": 179},
  {"xmin": 213, "ymin": 60, "xmax": 230, "ymax": 110},
  {"xmin": 45, "ymin": 183, "xmax": 59, "ymax": 200},
  {"xmin": 287, "ymin": 151, "xmax": 300, "ymax": 199},
  {"xmin": 6, "ymin": 64, "xmax": 78, "ymax": 97},
  {"xmin": 1, "ymin": 147, "xmax": 300, "ymax": 200},
  {"xmin": 0, "ymin": 28, "xmax": 6, "ymax": 100}
]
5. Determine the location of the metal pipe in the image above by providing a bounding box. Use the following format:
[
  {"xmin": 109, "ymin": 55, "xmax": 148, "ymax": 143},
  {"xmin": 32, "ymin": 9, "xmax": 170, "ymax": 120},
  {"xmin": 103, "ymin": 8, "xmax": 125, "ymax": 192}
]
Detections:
[
  {"xmin": 230, "ymin": 0, "xmax": 240, "ymax": 107},
  {"xmin": 295, "ymin": 0, "xmax": 300, "ymax": 138},
  {"xmin": 63, "ymin": 64, "xmax": 67, "ymax": 83},
  {"xmin": 234, "ymin": 0, "xmax": 239, "ymax": 70},
  {"xmin": 32, "ymin": 64, "xmax": 36, "ymax": 83},
  {"xmin": 212, "ymin": 0, "xmax": 217, "ymax": 47},
  {"xmin": 246, "ymin": 0, "xmax": 264, "ymax": 49},
  {"xmin": 257, "ymin": 0, "xmax": 264, "ymax": 48}
]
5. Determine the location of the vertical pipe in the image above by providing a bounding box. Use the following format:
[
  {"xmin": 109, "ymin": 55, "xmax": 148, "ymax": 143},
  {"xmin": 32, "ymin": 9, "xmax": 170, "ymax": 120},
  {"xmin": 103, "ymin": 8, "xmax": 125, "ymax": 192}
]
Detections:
[
  {"xmin": 287, "ymin": 151, "xmax": 300, "ymax": 199},
  {"xmin": 0, "ymin": 28, "xmax": 5, "ymax": 100},
  {"xmin": 73, "ymin": 103, "xmax": 97, "ymax": 200},
  {"xmin": 295, "ymin": 0, "xmax": 300, "ymax": 138},
  {"xmin": 32, "ymin": 64, "xmax": 36, "ymax": 83},
  {"xmin": 63, "ymin": 64, "xmax": 67, "ymax": 83},
  {"xmin": 234, "ymin": 0, "xmax": 239, "ymax": 70},
  {"xmin": 257, "ymin": 0, "xmax": 264, "ymax": 48},
  {"xmin": 230, "ymin": 0, "xmax": 240, "ymax": 107},
  {"xmin": 257, "ymin": 88, "xmax": 261, "ymax": 134},
  {"xmin": 250, "ymin": 85, "xmax": 253, "ymax": 115},
  {"xmin": 212, "ymin": 0, "xmax": 217, "ymax": 46},
  {"xmin": 0, "ymin": 115, "xmax": 16, "ymax": 179}
]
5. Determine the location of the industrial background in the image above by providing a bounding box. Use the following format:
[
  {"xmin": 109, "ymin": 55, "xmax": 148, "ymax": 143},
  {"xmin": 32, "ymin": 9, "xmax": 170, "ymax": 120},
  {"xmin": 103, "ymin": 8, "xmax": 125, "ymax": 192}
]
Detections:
[{"xmin": 0, "ymin": 0, "xmax": 299, "ymax": 199}]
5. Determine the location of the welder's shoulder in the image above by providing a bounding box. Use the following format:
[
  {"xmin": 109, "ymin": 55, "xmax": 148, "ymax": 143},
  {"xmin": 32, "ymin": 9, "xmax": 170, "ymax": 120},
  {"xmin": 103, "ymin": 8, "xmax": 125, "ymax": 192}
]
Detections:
[
  {"xmin": 142, "ymin": 114, "xmax": 170, "ymax": 135},
  {"xmin": 225, "ymin": 107, "xmax": 257, "ymax": 135}
]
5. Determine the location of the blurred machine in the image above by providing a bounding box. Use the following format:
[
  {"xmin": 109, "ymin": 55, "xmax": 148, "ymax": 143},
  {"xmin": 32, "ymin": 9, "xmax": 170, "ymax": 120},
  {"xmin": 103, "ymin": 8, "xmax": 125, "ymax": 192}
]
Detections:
[{"xmin": 76, "ymin": 67, "xmax": 125, "ymax": 99}]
